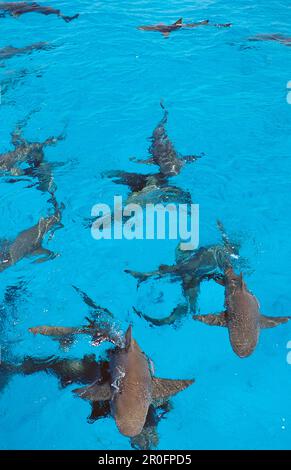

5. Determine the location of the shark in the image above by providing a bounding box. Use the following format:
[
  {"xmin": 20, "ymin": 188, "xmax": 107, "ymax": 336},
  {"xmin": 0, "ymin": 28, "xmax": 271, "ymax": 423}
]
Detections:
[
  {"xmin": 248, "ymin": 33, "xmax": 291, "ymax": 47},
  {"xmin": 0, "ymin": 119, "xmax": 65, "ymax": 193},
  {"xmin": 0, "ymin": 194, "xmax": 64, "ymax": 273},
  {"xmin": 29, "ymin": 289, "xmax": 194, "ymax": 443},
  {"xmin": 138, "ymin": 18, "xmax": 232, "ymax": 37},
  {"xmin": 0, "ymin": 2, "xmax": 79, "ymax": 22},
  {"xmin": 0, "ymin": 349, "xmax": 173, "ymax": 449},
  {"xmin": 73, "ymin": 325, "xmax": 194, "ymax": 438},
  {"xmin": 130, "ymin": 102, "xmax": 202, "ymax": 177},
  {"xmin": 193, "ymin": 267, "xmax": 291, "ymax": 358},
  {"xmin": 126, "ymin": 221, "xmax": 241, "ymax": 326},
  {"xmin": 0, "ymin": 42, "xmax": 51, "ymax": 61}
]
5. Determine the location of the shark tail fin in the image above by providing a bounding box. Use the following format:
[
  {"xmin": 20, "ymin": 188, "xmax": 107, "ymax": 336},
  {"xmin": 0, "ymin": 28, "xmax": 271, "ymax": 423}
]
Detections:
[
  {"xmin": 73, "ymin": 285, "xmax": 114, "ymax": 320},
  {"xmin": 173, "ymin": 18, "xmax": 183, "ymax": 26},
  {"xmin": 73, "ymin": 380, "xmax": 112, "ymax": 401},
  {"xmin": 217, "ymin": 220, "xmax": 240, "ymax": 259},
  {"xmin": 152, "ymin": 377, "xmax": 194, "ymax": 400},
  {"xmin": 62, "ymin": 13, "xmax": 79, "ymax": 23}
]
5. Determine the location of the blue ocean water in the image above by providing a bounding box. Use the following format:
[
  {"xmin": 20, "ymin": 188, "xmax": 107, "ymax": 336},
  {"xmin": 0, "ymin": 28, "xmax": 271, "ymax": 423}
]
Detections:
[{"xmin": 0, "ymin": 0, "xmax": 291, "ymax": 450}]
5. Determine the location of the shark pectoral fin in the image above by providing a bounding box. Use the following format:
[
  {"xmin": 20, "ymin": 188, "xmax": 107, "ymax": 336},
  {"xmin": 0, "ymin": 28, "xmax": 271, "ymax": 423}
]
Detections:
[
  {"xmin": 31, "ymin": 248, "xmax": 57, "ymax": 263},
  {"xmin": 193, "ymin": 312, "xmax": 228, "ymax": 327},
  {"xmin": 73, "ymin": 380, "xmax": 112, "ymax": 401},
  {"xmin": 152, "ymin": 377, "xmax": 194, "ymax": 400},
  {"xmin": 182, "ymin": 154, "xmax": 202, "ymax": 164},
  {"xmin": 259, "ymin": 314, "xmax": 291, "ymax": 329},
  {"xmin": 130, "ymin": 156, "xmax": 155, "ymax": 165}
]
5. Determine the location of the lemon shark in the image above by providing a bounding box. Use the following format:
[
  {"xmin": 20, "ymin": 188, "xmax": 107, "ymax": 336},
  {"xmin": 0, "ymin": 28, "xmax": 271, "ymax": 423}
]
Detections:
[
  {"xmin": 193, "ymin": 267, "xmax": 291, "ymax": 358},
  {"xmin": 73, "ymin": 325, "xmax": 194, "ymax": 437},
  {"xmin": 126, "ymin": 221, "xmax": 241, "ymax": 326},
  {"xmin": 0, "ymin": 195, "xmax": 64, "ymax": 273},
  {"xmin": 0, "ymin": 2, "xmax": 79, "ymax": 22},
  {"xmin": 138, "ymin": 18, "xmax": 231, "ymax": 37}
]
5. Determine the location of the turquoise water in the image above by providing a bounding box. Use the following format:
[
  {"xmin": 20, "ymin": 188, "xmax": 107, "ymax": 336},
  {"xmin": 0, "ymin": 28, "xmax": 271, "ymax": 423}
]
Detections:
[{"xmin": 1, "ymin": 0, "xmax": 291, "ymax": 450}]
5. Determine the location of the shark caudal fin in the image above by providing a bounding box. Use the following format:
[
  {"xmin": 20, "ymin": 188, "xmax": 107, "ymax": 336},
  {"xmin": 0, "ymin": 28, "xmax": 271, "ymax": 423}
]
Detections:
[
  {"xmin": 152, "ymin": 377, "xmax": 194, "ymax": 400},
  {"xmin": 217, "ymin": 220, "xmax": 241, "ymax": 260},
  {"xmin": 61, "ymin": 13, "xmax": 79, "ymax": 23},
  {"xmin": 73, "ymin": 380, "xmax": 112, "ymax": 401}
]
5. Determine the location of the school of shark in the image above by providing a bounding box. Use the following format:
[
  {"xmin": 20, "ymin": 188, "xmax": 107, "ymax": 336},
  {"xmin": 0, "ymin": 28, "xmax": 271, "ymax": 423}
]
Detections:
[{"xmin": 0, "ymin": 1, "xmax": 291, "ymax": 451}]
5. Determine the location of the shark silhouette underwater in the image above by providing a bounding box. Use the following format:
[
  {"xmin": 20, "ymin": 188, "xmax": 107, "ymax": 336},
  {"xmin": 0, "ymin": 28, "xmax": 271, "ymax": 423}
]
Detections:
[
  {"xmin": 28, "ymin": 320, "xmax": 194, "ymax": 446},
  {"xmin": 248, "ymin": 34, "xmax": 291, "ymax": 47},
  {"xmin": 193, "ymin": 267, "xmax": 291, "ymax": 358},
  {"xmin": 0, "ymin": 2, "xmax": 79, "ymax": 22},
  {"xmin": 138, "ymin": 18, "xmax": 232, "ymax": 38},
  {"xmin": 101, "ymin": 102, "xmax": 202, "ymax": 209},
  {"xmin": 86, "ymin": 103, "xmax": 202, "ymax": 228},
  {"xmin": 0, "ymin": 116, "xmax": 65, "ymax": 193},
  {"xmin": 126, "ymin": 221, "xmax": 241, "ymax": 326},
  {"xmin": 0, "ymin": 42, "xmax": 51, "ymax": 62},
  {"xmin": 0, "ymin": 194, "xmax": 64, "ymax": 273}
]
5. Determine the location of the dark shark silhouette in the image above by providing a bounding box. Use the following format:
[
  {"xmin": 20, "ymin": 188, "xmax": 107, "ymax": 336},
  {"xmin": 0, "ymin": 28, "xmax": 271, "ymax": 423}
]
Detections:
[
  {"xmin": 73, "ymin": 326, "xmax": 194, "ymax": 438},
  {"xmin": 0, "ymin": 2, "xmax": 79, "ymax": 22},
  {"xmin": 0, "ymin": 195, "xmax": 64, "ymax": 273},
  {"xmin": 0, "ymin": 118, "xmax": 65, "ymax": 193},
  {"xmin": 248, "ymin": 34, "xmax": 291, "ymax": 47},
  {"xmin": 93, "ymin": 103, "xmax": 201, "ymax": 229},
  {"xmin": 126, "ymin": 221, "xmax": 240, "ymax": 326},
  {"xmin": 193, "ymin": 267, "xmax": 291, "ymax": 358},
  {"xmin": 138, "ymin": 18, "xmax": 231, "ymax": 37},
  {"xmin": 0, "ymin": 42, "xmax": 51, "ymax": 61},
  {"xmin": 130, "ymin": 102, "xmax": 202, "ymax": 177}
]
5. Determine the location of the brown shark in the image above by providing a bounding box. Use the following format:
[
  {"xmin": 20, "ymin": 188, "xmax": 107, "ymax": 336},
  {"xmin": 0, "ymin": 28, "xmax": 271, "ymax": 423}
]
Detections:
[
  {"xmin": 0, "ymin": 349, "xmax": 172, "ymax": 449},
  {"xmin": 126, "ymin": 221, "xmax": 240, "ymax": 325},
  {"xmin": 138, "ymin": 18, "xmax": 231, "ymax": 37},
  {"xmin": 131, "ymin": 102, "xmax": 202, "ymax": 177},
  {"xmin": 0, "ymin": 195, "xmax": 64, "ymax": 273},
  {"xmin": 249, "ymin": 34, "xmax": 291, "ymax": 47},
  {"xmin": 29, "ymin": 286, "xmax": 121, "ymax": 349},
  {"xmin": 0, "ymin": 121, "xmax": 64, "ymax": 193},
  {"xmin": 193, "ymin": 267, "xmax": 291, "ymax": 358},
  {"xmin": 0, "ymin": 2, "xmax": 79, "ymax": 22},
  {"xmin": 73, "ymin": 325, "xmax": 194, "ymax": 437},
  {"xmin": 0, "ymin": 42, "xmax": 51, "ymax": 60}
]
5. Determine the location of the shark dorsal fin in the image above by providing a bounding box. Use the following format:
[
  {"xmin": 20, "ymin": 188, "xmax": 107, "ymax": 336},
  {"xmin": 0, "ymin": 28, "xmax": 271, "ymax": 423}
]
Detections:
[
  {"xmin": 239, "ymin": 272, "xmax": 244, "ymax": 288},
  {"xmin": 173, "ymin": 18, "xmax": 183, "ymax": 26},
  {"xmin": 124, "ymin": 325, "xmax": 133, "ymax": 350},
  {"xmin": 151, "ymin": 377, "xmax": 194, "ymax": 400}
]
